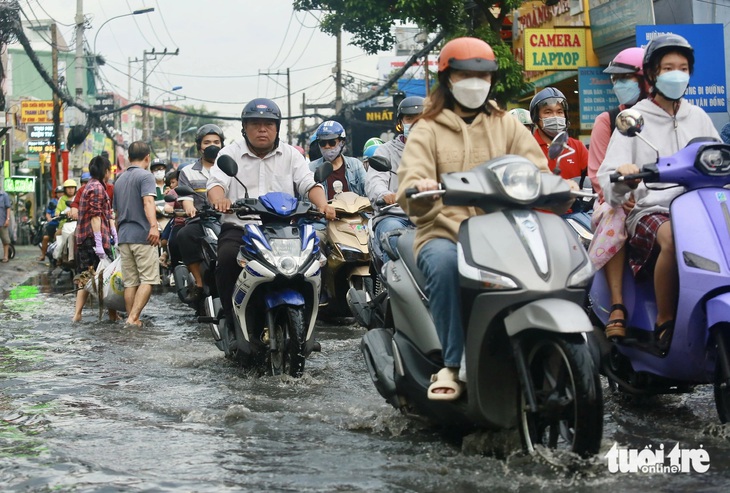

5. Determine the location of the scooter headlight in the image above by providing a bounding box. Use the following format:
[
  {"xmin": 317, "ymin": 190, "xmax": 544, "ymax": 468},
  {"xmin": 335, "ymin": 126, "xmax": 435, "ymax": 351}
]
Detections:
[
  {"xmin": 490, "ymin": 161, "xmax": 541, "ymax": 203},
  {"xmin": 567, "ymin": 258, "xmax": 595, "ymax": 288},
  {"xmin": 696, "ymin": 145, "xmax": 730, "ymax": 176}
]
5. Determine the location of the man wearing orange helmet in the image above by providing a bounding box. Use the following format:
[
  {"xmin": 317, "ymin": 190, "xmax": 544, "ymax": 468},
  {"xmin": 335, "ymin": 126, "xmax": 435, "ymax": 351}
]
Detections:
[{"xmin": 397, "ymin": 37, "xmax": 572, "ymax": 401}]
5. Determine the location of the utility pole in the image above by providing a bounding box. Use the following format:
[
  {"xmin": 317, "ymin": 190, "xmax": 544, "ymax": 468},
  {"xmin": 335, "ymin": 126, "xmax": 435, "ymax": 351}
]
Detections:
[
  {"xmin": 335, "ymin": 29, "xmax": 342, "ymax": 114},
  {"xmin": 142, "ymin": 48, "xmax": 179, "ymax": 141},
  {"xmin": 259, "ymin": 69, "xmax": 293, "ymax": 144},
  {"xmin": 74, "ymin": 0, "xmax": 84, "ymax": 104},
  {"xmin": 287, "ymin": 68, "xmax": 292, "ymax": 144},
  {"xmin": 51, "ymin": 24, "xmax": 61, "ymax": 191}
]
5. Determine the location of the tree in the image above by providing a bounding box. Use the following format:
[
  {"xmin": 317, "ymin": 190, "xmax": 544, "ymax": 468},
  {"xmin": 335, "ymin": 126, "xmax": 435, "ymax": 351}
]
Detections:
[{"xmin": 293, "ymin": 0, "xmax": 530, "ymax": 104}]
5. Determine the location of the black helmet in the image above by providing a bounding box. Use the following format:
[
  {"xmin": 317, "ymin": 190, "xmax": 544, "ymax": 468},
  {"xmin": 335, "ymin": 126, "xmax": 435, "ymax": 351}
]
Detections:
[
  {"xmin": 241, "ymin": 98, "xmax": 282, "ymax": 124},
  {"xmin": 150, "ymin": 158, "xmax": 167, "ymax": 171},
  {"xmin": 529, "ymin": 87, "xmax": 568, "ymax": 125},
  {"xmin": 195, "ymin": 124, "xmax": 225, "ymax": 150},
  {"xmin": 55, "ymin": 185, "xmax": 64, "ymax": 194},
  {"xmin": 642, "ymin": 33, "xmax": 695, "ymax": 83},
  {"xmin": 397, "ymin": 96, "xmax": 425, "ymax": 120}
]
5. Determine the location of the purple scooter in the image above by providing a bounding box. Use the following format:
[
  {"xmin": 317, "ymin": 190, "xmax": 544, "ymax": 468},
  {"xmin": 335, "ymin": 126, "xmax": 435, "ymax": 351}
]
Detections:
[{"xmin": 589, "ymin": 108, "xmax": 730, "ymax": 422}]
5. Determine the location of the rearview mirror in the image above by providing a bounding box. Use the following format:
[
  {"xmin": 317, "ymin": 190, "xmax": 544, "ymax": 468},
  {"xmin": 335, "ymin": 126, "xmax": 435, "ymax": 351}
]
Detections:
[
  {"xmin": 367, "ymin": 155, "xmax": 392, "ymax": 173},
  {"xmin": 615, "ymin": 109, "xmax": 644, "ymax": 137},
  {"xmin": 217, "ymin": 155, "xmax": 239, "ymax": 177},
  {"xmin": 314, "ymin": 161, "xmax": 334, "ymax": 183},
  {"xmin": 547, "ymin": 131, "xmax": 569, "ymax": 160},
  {"xmin": 173, "ymin": 185, "xmax": 195, "ymax": 197}
]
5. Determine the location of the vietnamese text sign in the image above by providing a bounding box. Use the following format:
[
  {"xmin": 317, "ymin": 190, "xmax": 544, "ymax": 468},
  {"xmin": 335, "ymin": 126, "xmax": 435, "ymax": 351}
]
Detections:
[
  {"xmin": 578, "ymin": 68, "xmax": 619, "ymax": 131},
  {"xmin": 636, "ymin": 24, "xmax": 727, "ymax": 113},
  {"xmin": 3, "ymin": 176, "xmax": 36, "ymax": 194},
  {"xmin": 524, "ymin": 28, "xmax": 587, "ymax": 71},
  {"xmin": 26, "ymin": 124, "xmax": 56, "ymax": 154},
  {"xmin": 20, "ymin": 100, "xmax": 63, "ymax": 124},
  {"xmin": 589, "ymin": 0, "xmax": 654, "ymax": 48}
]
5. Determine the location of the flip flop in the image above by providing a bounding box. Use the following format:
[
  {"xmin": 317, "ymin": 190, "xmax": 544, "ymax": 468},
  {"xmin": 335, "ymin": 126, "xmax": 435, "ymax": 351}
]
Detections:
[
  {"xmin": 605, "ymin": 303, "xmax": 628, "ymax": 340},
  {"xmin": 427, "ymin": 367, "xmax": 463, "ymax": 401},
  {"xmin": 1, "ymin": 258, "xmax": 8, "ymax": 263}
]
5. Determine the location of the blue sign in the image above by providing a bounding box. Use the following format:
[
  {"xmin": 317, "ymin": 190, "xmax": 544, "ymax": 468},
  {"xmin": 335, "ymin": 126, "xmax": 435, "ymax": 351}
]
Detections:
[
  {"xmin": 636, "ymin": 24, "xmax": 727, "ymax": 113},
  {"xmin": 578, "ymin": 67, "xmax": 619, "ymax": 131}
]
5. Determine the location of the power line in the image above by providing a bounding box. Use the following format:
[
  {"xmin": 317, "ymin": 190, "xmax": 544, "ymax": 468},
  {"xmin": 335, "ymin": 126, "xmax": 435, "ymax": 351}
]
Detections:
[{"xmin": 268, "ymin": 11, "xmax": 294, "ymax": 70}]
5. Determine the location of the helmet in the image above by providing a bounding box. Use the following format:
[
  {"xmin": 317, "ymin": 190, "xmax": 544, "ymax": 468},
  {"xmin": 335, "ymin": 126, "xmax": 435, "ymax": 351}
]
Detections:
[
  {"xmin": 80, "ymin": 172, "xmax": 91, "ymax": 183},
  {"xmin": 437, "ymin": 37, "xmax": 498, "ymax": 73},
  {"xmin": 643, "ymin": 33, "xmax": 694, "ymax": 81},
  {"xmin": 529, "ymin": 87, "xmax": 568, "ymax": 125},
  {"xmin": 55, "ymin": 185, "xmax": 64, "ymax": 194},
  {"xmin": 604, "ymin": 47, "xmax": 644, "ymax": 76},
  {"xmin": 241, "ymin": 98, "xmax": 282, "ymax": 123},
  {"xmin": 396, "ymin": 96, "xmax": 425, "ymax": 120},
  {"xmin": 363, "ymin": 145, "xmax": 380, "ymax": 159},
  {"xmin": 315, "ymin": 121, "xmax": 346, "ymax": 141},
  {"xmin": 150, "ymin": 158, "xmax": 167, "ymax": 171},
  {"xmin": 363, "ymin": 137, "xmax": 384, "ymax": 155},
  {"xmin": 508, "ymin": 108, "xmax": 533, "ymax": 126},
  {"xmin": 63, "ymin": 179, "xmax": 77, "ymax": 188},
  {"xmin": 195, "ymin": 124, "xmax": 225, "ymax": 149}
]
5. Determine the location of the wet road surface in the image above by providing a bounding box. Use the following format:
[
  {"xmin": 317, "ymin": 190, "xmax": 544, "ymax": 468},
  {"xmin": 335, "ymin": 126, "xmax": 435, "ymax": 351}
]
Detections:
[{"xmin": 1, "ymin": 248, "xmax": 729, "ymax": 492}]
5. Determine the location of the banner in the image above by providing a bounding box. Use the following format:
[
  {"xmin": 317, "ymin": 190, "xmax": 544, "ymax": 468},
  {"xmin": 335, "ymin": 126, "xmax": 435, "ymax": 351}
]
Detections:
[{"xmin": 20, "ymin": 100, "xmax": 63, "ymax": 124}]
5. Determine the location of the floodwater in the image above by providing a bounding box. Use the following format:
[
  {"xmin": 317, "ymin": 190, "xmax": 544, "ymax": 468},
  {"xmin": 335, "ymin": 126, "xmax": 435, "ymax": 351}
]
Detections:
[{"xmin": 1, "ymin": 274, "xmax": 729, "ymax": 492}]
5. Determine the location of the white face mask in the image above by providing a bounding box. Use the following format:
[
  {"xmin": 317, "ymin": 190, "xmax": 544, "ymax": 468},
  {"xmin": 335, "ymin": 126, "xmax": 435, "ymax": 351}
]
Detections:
[
  {"xmin": 153, "ymin": 170, "xmax": 165, "ymax": 181},
  {"xmin": 540, "ymin": 116, "xmax": 567, "ymax": 137},
  {"xmin": 449, "ymin": 77, "xmax": 491, "ymax": 109}
]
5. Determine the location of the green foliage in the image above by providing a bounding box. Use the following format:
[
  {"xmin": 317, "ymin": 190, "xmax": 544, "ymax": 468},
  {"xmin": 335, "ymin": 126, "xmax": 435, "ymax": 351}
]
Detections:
[{"xmin": 294, "ymin": 0, "xmax": 531, "ymax": 104}]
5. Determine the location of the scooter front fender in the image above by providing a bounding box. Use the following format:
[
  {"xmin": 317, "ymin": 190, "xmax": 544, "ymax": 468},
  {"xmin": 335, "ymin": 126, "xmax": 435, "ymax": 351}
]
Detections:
[
  {"xmin": 504, "ymin": 298, "xmax": 592, "ymax": 337},
  {"xmin": 265, "ymin": 288, "xmax": 305, "ymax": 309},
  {"xmin": 706, "ymin": 292, "xmax": 730, "ymax": 330}
]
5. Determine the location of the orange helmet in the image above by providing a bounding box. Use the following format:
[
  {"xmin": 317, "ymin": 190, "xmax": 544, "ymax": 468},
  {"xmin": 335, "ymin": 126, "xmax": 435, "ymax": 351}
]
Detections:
[{"xmin": 437, "ymin": 37, "xmax": 498, "ymax": 73}]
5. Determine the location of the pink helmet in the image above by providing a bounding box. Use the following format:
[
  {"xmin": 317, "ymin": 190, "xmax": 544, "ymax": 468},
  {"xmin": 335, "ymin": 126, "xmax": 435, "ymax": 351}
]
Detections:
[{"xmin": 603, "ymin": 47, "xmax": 644, "ymax": 76}]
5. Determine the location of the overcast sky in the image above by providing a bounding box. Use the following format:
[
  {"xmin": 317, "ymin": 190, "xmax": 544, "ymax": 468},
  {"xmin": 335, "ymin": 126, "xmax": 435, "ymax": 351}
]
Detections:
[{"xmin": 31, "ymin": 0, "xmax": 389, "ymax": 137}]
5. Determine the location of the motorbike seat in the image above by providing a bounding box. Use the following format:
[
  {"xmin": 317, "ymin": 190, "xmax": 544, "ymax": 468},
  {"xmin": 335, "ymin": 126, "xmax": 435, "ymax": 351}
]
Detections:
[{"xmin": 396, "ymin": 230, "xmax": 429, "ymax": 301}]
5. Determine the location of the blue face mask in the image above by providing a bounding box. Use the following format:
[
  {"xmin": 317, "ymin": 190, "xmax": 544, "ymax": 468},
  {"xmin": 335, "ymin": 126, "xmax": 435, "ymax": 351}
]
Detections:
[
  {"xmin": 612, "ymin": 79, "xmax": 641, "ymax": 106},
  {"xmin": 402, "ymin": 123, "xmax": 412, "ymax": 138},
  {"xmin": 655, "ymin": 70, "xmax": 690, "ymax": 100}
]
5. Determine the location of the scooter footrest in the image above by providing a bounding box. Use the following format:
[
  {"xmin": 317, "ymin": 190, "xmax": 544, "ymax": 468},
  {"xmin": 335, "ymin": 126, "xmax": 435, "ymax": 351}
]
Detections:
[{"xmin": 198, "ymin": 316, "xmax": 217, "ymax": 324}]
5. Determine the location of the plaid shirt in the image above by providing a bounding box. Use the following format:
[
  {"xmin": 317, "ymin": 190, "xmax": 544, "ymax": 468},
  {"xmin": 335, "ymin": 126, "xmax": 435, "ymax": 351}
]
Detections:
[{"xmin": 75, "ymin": 178, "xmax": 112, "ymax": 249}]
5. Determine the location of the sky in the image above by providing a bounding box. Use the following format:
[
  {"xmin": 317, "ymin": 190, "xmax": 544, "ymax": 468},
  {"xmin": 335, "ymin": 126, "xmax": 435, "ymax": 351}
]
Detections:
[{"xmin": 29, "ymin": 0, "xmax": 391, "ymax": 139}]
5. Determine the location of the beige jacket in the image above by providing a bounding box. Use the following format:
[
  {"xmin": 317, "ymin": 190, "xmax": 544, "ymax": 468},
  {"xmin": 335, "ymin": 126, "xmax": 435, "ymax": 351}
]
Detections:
[{"xmin": 396, "ymin": 104, "xmax": 548, "ymax": 256}]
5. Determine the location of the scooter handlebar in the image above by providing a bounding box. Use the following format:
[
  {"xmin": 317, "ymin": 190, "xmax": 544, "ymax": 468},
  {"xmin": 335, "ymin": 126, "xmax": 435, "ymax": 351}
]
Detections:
[{"xmin": 609, "ymin": 170, "xmax": 655, "ymax": 183}]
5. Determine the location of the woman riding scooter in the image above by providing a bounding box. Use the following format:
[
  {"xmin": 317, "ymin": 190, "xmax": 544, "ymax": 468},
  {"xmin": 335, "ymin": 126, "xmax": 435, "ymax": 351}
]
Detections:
[{"xmin": 396, "ymin": 37, "xmax": 577, "ymax": 400}]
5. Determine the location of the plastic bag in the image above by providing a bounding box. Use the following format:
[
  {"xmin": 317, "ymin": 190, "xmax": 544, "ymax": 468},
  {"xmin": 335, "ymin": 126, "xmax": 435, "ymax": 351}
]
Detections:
[{"xmin": 84, "ymin": 256, "xmax": 126, "ymax": 313}]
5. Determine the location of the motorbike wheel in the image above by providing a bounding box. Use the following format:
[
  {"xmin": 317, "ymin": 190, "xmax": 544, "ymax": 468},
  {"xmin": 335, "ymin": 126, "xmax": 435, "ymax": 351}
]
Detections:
[
  {"xmin": 713, "ymin": 330, "xmax": 730, "ymax": 423},
  {"xmin": 269, "ymin": 306, "xmax": 307, "ymax": 378},
  {"xmin": 518, "ymin": 333, "xmax": 603, "ymax": 458}
]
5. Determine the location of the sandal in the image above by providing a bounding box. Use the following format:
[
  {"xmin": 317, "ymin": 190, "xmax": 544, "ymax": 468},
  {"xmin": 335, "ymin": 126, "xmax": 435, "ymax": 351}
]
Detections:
[
  {"xmin": 427, "ymin": 367, "xmax": 463, "ymax": 401},
  {"xmin": 605, "ymin": 303, "xmax": 628, "ymax": 340},
  {"xmin": 1, "ymin": 258, "xmax": 8, "ymax": 263},
  {"xmin": 654, "ymin": 320, "xmax": 675, "ymax": 353}
]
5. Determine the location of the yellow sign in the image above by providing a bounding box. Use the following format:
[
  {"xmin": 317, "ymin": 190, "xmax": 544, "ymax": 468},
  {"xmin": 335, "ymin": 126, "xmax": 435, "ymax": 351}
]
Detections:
[
  {"xmin": 524, "ymin": 28, "xmax": 587, "ymax": 71},
  {"xmin": 20, "ymin": 100, "xmax": 63, "ymax": 124}
]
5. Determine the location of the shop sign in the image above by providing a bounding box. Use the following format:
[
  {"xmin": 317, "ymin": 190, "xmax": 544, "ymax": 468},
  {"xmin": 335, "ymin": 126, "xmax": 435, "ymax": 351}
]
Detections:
[
  {"xmin": 3, "ymin": 176, "xmax": 36, "ymax": 194},
  {"xmin": 578, "ymin": 67, "xmax": 619, "ymax": 131},
  {"xmin": 636, "ymin": 24, "xmax": 727, "ymax": 114},
  {"xmin": 362, "ymin": 108, "xmax": 394, "ymax": 122},
  {"xmin": 20, "ymin": 100, "xmax": 63, "ymax": 124},
  {"xmin": 26, "ymin": 124, "xmax": 56, "ymax": 154},
  {"xmin": 524, "ymin": 28, "xmax": 587, "ymax": 71}
]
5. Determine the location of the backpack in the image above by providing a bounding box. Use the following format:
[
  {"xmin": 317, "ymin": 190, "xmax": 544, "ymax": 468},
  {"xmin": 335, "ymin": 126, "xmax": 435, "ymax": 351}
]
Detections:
[{"xmin": 608, "ymin": 106, "xmax": 622, "ymax": 135}]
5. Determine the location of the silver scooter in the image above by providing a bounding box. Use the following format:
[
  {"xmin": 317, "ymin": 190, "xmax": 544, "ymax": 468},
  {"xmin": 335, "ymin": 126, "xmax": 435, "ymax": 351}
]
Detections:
[{"xmin": 360, "ymin": 143, "xmax": 603, "ymax": 457}]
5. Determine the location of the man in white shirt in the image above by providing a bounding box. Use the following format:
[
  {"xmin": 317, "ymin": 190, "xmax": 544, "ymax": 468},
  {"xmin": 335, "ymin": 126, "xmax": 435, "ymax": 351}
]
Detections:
[{"xmin": 207, "ymin": 98, "xmax": 335, "ymax": 324}]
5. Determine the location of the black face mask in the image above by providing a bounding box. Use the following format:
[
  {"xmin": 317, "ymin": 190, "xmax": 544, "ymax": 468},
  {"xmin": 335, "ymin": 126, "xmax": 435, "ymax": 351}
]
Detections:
[{"xmin": 203, "ymin": 145, "xmax": 221, "ymax": 162}]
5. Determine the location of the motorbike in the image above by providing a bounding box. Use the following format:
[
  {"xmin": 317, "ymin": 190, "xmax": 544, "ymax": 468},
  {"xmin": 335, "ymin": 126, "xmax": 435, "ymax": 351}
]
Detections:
[
  {"xmin": 167, "ymin": 187, "xmax": 222, "ymax": 320},
  {"xmin": 360, "ymin": 147, "xmax": 603, "ymax": 457},
  {"xmin": 550, "ymin": 132, "xmax": 595, "ymax": 250},
  {"xmin": 588, "ymin": 108, "xmax": 730, "ymax": 423},
  {"xmin": 347, "ymin": 155, "xmax": 413, "ymax": 330},
  {"xmin": 319, "ymin": 177, "xmax": 373, "ymax": 318},
  {"xmin": 205, "ymin": 155, "xmax": 324, "ymax": 377}
]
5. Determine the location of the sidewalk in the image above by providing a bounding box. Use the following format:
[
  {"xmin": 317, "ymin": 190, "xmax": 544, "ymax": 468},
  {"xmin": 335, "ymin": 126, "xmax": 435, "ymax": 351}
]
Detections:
[{"xmin": 0, "ymin": 245, "xmax": 49, "ymax": 292}]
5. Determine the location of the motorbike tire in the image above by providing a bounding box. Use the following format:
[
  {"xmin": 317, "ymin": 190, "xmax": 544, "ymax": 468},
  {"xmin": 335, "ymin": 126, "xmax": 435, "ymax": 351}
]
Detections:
[
  {"xmin": 518, "ymin": 333, "xmax": 603, "ymax": 458},
  {"xmin": 713, "ymin": 330, "xmax": 730, "ymax": 424},
  {"xmin": 269, "ymin": 306, "xmax": 307, "ymax": 378}
]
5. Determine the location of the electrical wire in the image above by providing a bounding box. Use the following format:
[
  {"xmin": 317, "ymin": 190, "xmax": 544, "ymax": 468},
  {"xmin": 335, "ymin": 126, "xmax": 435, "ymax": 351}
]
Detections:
[
  {"xmin": 154, "ymin": 0, "xmax": 180, "ymax": 49},
  {"xmin": 272, "ymin": 11, "xmax": 306, "ymax": 70},
  {"xmin": 28, "ymin": 0, "xmax": 74, "ymax": 26},
  {"xmin": 268, "ymin": 11, "xmax": 294, "ymax": 70}
]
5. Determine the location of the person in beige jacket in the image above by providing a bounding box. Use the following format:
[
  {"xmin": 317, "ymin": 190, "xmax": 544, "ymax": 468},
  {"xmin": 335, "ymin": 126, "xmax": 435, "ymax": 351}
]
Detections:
[{"xmin": 396, "ymin": 37, "xmax": 553, "ymax": 401}]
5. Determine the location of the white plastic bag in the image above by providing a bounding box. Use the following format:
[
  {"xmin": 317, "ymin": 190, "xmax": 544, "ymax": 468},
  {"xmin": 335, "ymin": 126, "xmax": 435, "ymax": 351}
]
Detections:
[{"xmin": 84, "ymin": 256, "xmax": 126, "ymax": 312}]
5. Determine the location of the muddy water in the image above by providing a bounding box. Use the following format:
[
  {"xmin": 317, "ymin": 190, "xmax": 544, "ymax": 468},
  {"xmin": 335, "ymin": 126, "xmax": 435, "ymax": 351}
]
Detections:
[{"xmin": 1, "ymin": 275, "xmax": 729, "ymax": 492}]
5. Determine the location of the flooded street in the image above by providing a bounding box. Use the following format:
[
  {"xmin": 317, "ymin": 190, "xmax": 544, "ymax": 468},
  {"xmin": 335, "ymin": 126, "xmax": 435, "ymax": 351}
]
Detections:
[{"xmin": 2, "ymin": 266, "xmax": 730, "ymax": 492}]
